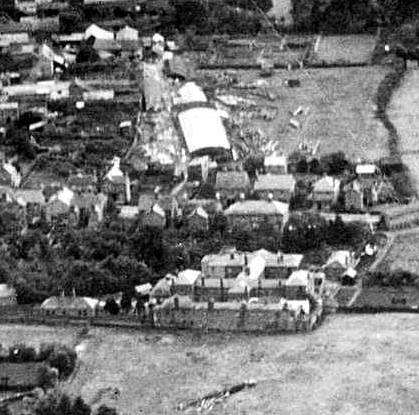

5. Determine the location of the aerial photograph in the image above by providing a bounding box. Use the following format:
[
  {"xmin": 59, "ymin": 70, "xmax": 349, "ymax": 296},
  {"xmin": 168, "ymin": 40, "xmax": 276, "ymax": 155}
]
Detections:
[{"xmin": 1, "ymin": 0, "xmax": 419, "ymax": 414}]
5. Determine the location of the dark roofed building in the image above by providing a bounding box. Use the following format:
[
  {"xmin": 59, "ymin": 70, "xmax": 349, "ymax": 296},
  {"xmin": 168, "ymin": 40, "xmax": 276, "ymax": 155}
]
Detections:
[
  {"xmin": 254, "ymin": 174, "xmax": 296, "ymax": 203},
  {"xmin": 215, "ymin": 171, "xmax": 251, "ymax": 203}
]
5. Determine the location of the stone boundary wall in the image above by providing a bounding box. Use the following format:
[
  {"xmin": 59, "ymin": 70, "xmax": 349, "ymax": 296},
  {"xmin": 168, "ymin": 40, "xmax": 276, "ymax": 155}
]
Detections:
[{"xmin": 0, "ymin": 303, "xmax": 323, "ymax": 334}]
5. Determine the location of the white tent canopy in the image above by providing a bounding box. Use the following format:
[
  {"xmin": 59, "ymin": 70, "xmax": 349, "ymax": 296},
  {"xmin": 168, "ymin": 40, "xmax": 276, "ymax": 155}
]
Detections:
[{"xmin": 178, "ymin": 107, "xmax": 230, "ymax": 154}]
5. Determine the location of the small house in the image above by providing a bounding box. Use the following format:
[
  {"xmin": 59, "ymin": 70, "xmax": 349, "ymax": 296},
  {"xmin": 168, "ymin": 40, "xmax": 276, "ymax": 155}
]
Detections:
[
  {"xmin": 142, "ymin": 203, "xmax": 166, "ymax": 228},
  {"xmin": 284, "ymin": 270, "xmax": 315, "ymax": 300},
  {"xmin": 214, "ymin": 171, "xmax": 251, "ymax": 203},
  {"xmin": 116, "ymin": 25, "xmax": 139, "ymax": 42},
  {"xmin": 312, "ymin": 176, "xmax": 340, "ymax": 210},
  {"xmin": 323, "ymin": 250, "xmax": 358, "ymax": 281},
  {"xmin": 264, "ymin": 153, "xmax": 288, "ymax": 174},
  {"xmin": 150, "ymin": 274, "xmax": 176, "ymax": 302},
  {"xmin": 40, "ymin": 294, "xmax": 99, "ymax": 317},
  {"xmin": 187, "ymin": 206, "xmax": 209, "ymax": 231},
  {"xmin": 0, "ymin": 284, "xmax": 17, "ymax": 306},
  {"xmin": 173, "ymin": 269, "xmax": 201, "ymax": 296},
  {"xmin": 355, "ymin": 163, "xmax": 380, "ymax": 181},
  {"xmin": 224, "ymin": 200, "xmax": 289, "ymax": 232},
  {"xmin": 84, "ymin": 24, "xmax": 114, "ymax": 41},
  {"xmin": 341, "ymin": 267, "xmax": 357, "ymax": 286},
  {"xmin": 253, "ymin": 174, "xmax": 296, "ymax": 203}
]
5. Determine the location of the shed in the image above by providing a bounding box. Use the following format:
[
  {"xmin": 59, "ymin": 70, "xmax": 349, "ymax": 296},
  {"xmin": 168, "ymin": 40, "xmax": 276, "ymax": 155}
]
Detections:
[{"xmin": 0, "ymin": 284, "xmax": 17, "ymax": 306}]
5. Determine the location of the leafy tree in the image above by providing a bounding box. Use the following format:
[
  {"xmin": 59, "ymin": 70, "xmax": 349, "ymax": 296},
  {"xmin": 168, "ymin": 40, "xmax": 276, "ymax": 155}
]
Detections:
[
  {"xmin": 47, "ymin": 346, "xmax": 77, "ymax": 379},
  {"xmin": 96, "ymin": 405, "xmax": 118, "ymax": 415},
  {"xmin": 170, "ymin": 0, "xmax": 208, "ymax": 30},
  {"xmin": 56, "ymin": 394, "xmax": 73, "ymax": 415},
  {"xmin": 104, "ymin": 298, "xmax": 120, "ymax": 315},
  {"xmin": 76, "ymin": 42, "xmax": 100, "ymax": 64},
  {"xmin": 72, "ymin": 396, "xmax": 91, "ymax": 415},
  {"xmin": 120, "ymin": 291, "xmax": 132, "ymax": 313},
  {"xmin": 37, "ymin": 365, "xmax": 58, "ymax": 390}
]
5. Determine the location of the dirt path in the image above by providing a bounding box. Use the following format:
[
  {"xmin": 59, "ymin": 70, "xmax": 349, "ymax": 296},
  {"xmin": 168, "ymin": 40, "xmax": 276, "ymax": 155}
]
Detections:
[{"xmin": 388, "ymin": 69, "xmax": 419, "ymax": 195}]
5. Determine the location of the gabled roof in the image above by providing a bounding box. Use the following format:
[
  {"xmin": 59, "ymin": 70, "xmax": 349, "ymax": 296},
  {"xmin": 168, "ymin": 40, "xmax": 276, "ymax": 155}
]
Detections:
[
  {"xmin": 201, "ymin": 250, "xmax": 246, "ymax": 268},
  {"xmin": 0, "ymin": 283, "xmax": 15, "ymax": 299},
  {"xmin": 224, "ymin": 200, "xmax": 289, "ymax": 217},
  {"xmin": 138, "ymin": 193, "xmax": 155, "ymax": 212},
  {"xmin": 313, "ymin": 176, "xmax": 340, "ymax": 193},
  {"xmin": 173, "ymin": 82, "xmax": 207, "ymax": 105},
  {"xmin": 85, "ymin": 24, "xmax": 114, "ymax": 41},
  {"xmin": 254, "ymin": 174, "xmax": 296, "ymax": 192},
  {"xmin": 151, "ymin": 274, "xmax": 175, "ymax": 297},
  {"xmin": 40, "ymin": 296, "xmax": 99, "ymax": 310},
  {"xmin": 188, "ymin": 206, "xmax": 209, "ymax": 219},
  {"xmin": 252, "ymin": 249, "xmax": 303, "ymax": 268},
  {"xmin": 324, "ymin": 250, "xmax": 354, "ymax": 268},
  {"xmin": 356, "ymin": 164, "xmax": 378, "ymax": 175},
  {"xmin": 235, "ymin": 255, "xmax": 266, "ymax": 283},
  {"xmin": 176, "ymin": 269, "xmax": 201, "ymax": 286},
  {"xmin": 116, "ymin": 25, "xmax": 139, "ymax": 41},
  {"xmin": 285, "ymin": 270, "xmax": 309, "ymax": 287},
  {"xmin": 151, "ymin": 203, "xmax": 165, "ymax": 217},
  {"xmin": 14, "ymin": 189, "xmax": 45, "ymax": 206},
  {"xmin": 215, "ymin": 171, "xmax": 250, "ymax": 190},
  {"xmin": 264, "ymin": 153, "xmax": 287, "ymax": 167}
]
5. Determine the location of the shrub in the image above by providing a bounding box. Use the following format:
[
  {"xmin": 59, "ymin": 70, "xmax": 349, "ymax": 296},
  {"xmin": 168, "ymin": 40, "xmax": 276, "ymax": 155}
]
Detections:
[
  {"xmin": 8, "ymin": 344, "xmax": 37, "ymax": 362},
  {"xmin": 47, "ymin": 346, "xmax": 77, "ymax": 379}
]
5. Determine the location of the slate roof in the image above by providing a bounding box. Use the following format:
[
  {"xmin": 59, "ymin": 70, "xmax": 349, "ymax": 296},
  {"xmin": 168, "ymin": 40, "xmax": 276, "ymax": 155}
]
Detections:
[
  {"xmin": 224, "ymin": 200, "xmax": 289, "ymax": 216},
  {"xmin": 215, "ymin": 171, "xmax": 250, "ymax": 190},
  {"xmin": 254, "ymin": 174, "xmax": 296, "ymax": 192},
  {"xmin": 40, "ymin": 295, "xmax": 99, "ymax": 310}
]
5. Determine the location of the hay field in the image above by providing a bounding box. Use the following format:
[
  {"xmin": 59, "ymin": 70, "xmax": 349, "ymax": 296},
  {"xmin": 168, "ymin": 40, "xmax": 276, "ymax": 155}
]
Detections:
[
  {"xmin": 202, "ymin": 65, "xmax": 390, "ymax": 161},
  {"xmin": 0, "ymin": 324, "xmax": 78, "ymax": 350},
  {"xmin": 0, "ymin": 315, "xmax": 411, "ymax": 414},
  {"xmin": 314, "ymin": 35, "xmax": 377, "ymax": 64},
  {"xmin": 388, "ymin": 69, "xmax": 419, "ymax": 194},
  {"xmin": 378, "ymin": 232, "xmax": 419, "ymax": 274}
]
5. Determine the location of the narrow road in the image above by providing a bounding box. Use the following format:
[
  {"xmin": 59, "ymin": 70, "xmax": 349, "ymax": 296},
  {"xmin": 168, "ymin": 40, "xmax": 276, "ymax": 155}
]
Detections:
[{"xmin": 388, "ymin": 68, "xmax": 419, "ymax": 195}]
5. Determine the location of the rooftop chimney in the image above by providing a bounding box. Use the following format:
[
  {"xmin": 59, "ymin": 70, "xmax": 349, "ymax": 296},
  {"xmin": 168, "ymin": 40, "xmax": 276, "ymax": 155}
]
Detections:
[
  {"xmin": 245, "ymin": 266, "xmax": 250, "ymax": 276},
  {"xmin": 230, "ymin": 253, "xmax": 235, "ymax": 260},
  {"xmin": 244, "ymin": 254, "xmax": 248, "ymax": 266},
  {"xmin": 201, "ymin": 276, "xmax": 205, "ymax": 287}
]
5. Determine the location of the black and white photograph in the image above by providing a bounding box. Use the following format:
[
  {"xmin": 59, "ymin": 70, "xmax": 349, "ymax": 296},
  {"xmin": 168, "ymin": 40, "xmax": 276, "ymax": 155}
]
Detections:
[{"xmin": 0, "ymin": 0, "xmax": 418, "ymax": 414}]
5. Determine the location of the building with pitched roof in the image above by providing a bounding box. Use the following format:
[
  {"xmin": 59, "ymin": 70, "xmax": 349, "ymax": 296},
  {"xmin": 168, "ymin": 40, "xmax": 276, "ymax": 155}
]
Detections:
[
  {"xmin": 312, "ymin": 175, "xmax": 341, "ymax": 210},
  {"xmin": 187, "ymin": 206, "xmax": 209, "ymax": 231},
  {"xmin": 252, "ymin": 249, "xmax": 303, "ymax": 279},
  {"xmin": 224, "ymin": 200, "xmax": 289, "ymax": 232},
  {"xmin": 142, "ymin": 203, "xmax": 166, "ymax": 228},
  {"xmin": 254, "ymin": 174, "xmax": 296, "ymax": 203},
  {"xmin": 0, "ymin": 284, "xmax": 16, "ymax": 306},
  {"xmin": 40, "ymin": 293, "xmax": 99, "ymax": 317},
  {"xmin": 215, "ymin": 171, "xmax": 251, "ymax": 202},
  {"xmin": 323, "ymin": 250, "xmax": 359, "ymax": 281}
]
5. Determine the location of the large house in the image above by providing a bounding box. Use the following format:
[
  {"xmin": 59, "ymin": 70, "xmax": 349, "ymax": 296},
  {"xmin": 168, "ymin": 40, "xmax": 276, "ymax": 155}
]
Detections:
[
  {"xmin": 254, "ymin": 174, "xmax": 296, "ymax": 203},
  {"xmin": 40, "ymin": 294, "xmax": 99, "ymax": 317},
  {"xmin": 224, "ymin": 200, "xmax": 289, "ymax": 232},
  {"xmin": 201, "ymin": 249, "xmax": 248, "ymax": 279}
]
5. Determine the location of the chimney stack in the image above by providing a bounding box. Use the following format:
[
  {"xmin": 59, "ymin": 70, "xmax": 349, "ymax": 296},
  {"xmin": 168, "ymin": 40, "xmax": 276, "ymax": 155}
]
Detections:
[
  {"xmin": 201, "ymin": 276, "xmax": 205, "ymax": 287},
  {"xmin": 125, "ymin": 173, "xmax": 131, "ymax": 204},
  {"xmin": 72, "ymin": 287, "xmax": 76, "ymax": 298}
]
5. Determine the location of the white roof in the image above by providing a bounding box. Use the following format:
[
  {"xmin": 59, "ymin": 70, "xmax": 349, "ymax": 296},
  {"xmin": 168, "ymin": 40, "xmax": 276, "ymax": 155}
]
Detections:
[
  {"xmin": 356, "ymin": 164, "xmax": 377, "ymax": 175},
  {"xmin": 55, "ymin": 186, "xmax": 74, "ymax": 206},
  {"xmin": 152, "ymin": 203, "xmax": 165, "ymax": 217},
  {"xmin": 313, "ymin": 176, "xmax": 340, "ymax": 192},
  {"xmin": 264, "ymin": 154, "xmax": 287, "ymax": 167},
  {"xmin": 176, "ymin": 269, "xmax": 201, "ymax": 286},
  {"xmin": 135, "ymin": 283, "xmax": 152, "ymax": 295},
  {"xmin": 189, "ymin": 206, "xmax": 209, "ymax": 219},
  {"xmin": 174, "ymin": 82, "xmax": 207, "ymax": 105},
  {"xmin": 85, "ymin": 24, "xmax": 114, "ymax": 40},
  {"xmin": 285, "ymin": 270, "xmax": 309, "ymax": 287},
  {"xmin": 178, "ymin": 107, "xmax": 230, "ymax": 154},
  {"xmin": 106, "ymin": 157, "xmax": 123, "ymax": 181},
  {"xmin": 152, "ymin": 33, "xmax": 164, "ymax": 43},
  {"xmin": 325, "ymin": 250, "xmax": 352, "ymax": 267},
  {"xmin": 116, "ymin": 25, "xmax": 139, "ymax": 41},
  {"xmin": 236, "ymin": 255, "xmax": 266, "ymax": 283},
  {"xmin": 120, "ymin": 206, "xmax": 139, "ymax": 218},
  {"xmin": 0, "ymin": 284, "xmax": 15, "ymax": 298},
  {"xmin": 342, "ymin": 267, "xmax": 357, "ymax": 278}
]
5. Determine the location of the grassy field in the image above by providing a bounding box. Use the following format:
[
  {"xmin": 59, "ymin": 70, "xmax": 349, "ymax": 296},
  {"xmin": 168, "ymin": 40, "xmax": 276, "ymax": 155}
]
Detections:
[
  {"xmin": 388, "ymin": 69, "xmax": 419, "ymax": 195},
  {"xmin": 378, "ymin": 232, "xmax": 419, "ymax": 274},
  {"xmin": 200, "ymin": 65, "xmax": 390, "ymax": 161},
  {"xmin": 3, "ymin": 314, "xmax": 419, "ymax": 414},
  {"xmin": 313, "ymin": 35, "xmax": 377, "ymax": 64}
]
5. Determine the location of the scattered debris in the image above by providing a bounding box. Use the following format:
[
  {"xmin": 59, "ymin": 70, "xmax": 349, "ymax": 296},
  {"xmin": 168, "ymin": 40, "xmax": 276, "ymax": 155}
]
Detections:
[{"xmin": 177, "ymin": 380, "xmax": 257, "ymax": 412}]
